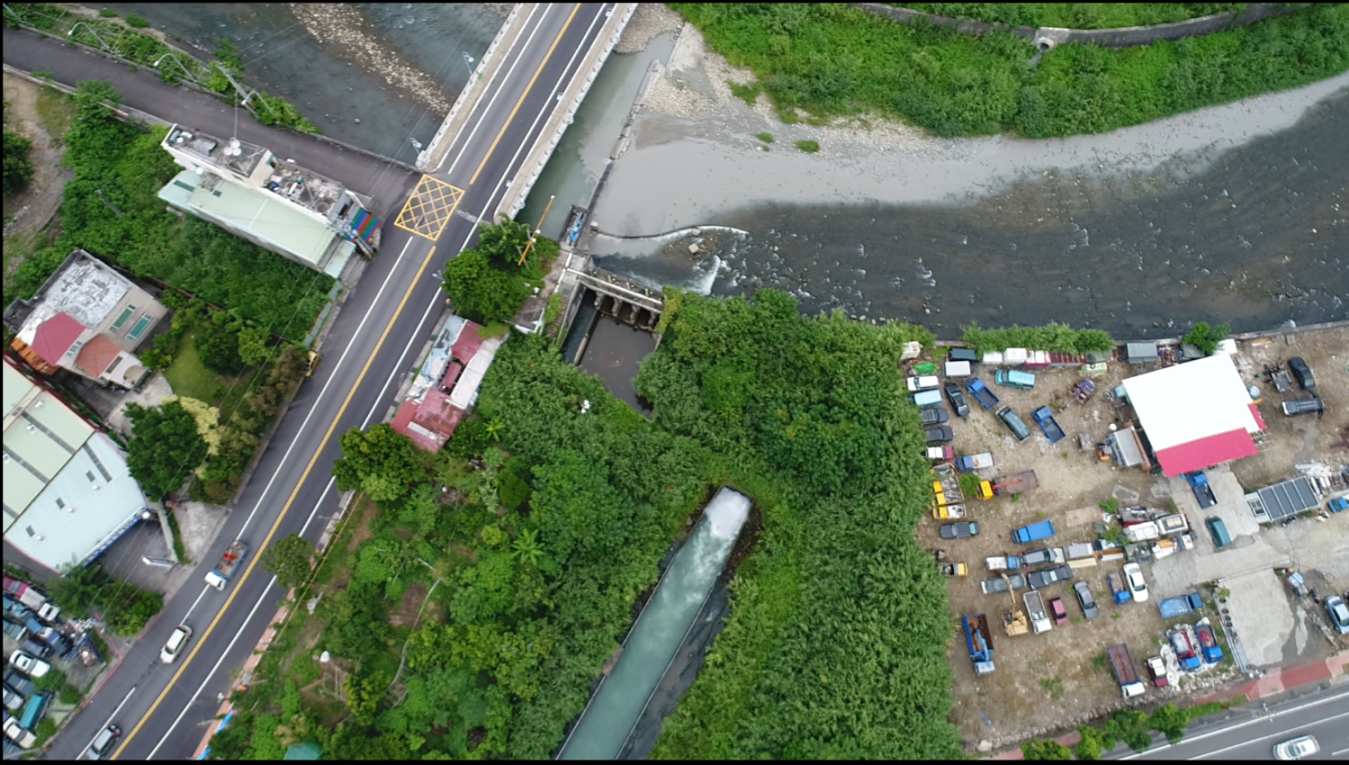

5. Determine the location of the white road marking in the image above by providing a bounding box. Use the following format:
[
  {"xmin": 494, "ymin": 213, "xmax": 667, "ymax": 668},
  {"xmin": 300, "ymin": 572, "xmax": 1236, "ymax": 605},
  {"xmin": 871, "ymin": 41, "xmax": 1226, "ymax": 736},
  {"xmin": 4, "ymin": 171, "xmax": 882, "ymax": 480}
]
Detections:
[
  {"xmin": 1192, "ymin": 709, "xmax": 1349, "ymax": 759},
  {"xmin": 179, "ymin": 586, "xmax": 211, "ymax": 623},
  {"xmin": 83, "ymin": 686, "xmax": 136, "ymax": 757},
  {"xmin": 1120, "ymin": 687, "xmax": 1349, "ymax": 759}
]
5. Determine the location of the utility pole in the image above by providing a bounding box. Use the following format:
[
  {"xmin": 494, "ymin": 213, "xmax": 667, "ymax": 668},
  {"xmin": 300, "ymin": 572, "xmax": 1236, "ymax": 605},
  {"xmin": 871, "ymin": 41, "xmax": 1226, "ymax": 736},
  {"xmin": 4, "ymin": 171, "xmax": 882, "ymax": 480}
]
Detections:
[{"xmin": 518, "ymin": 195, "xmax": 555, "ymax": 267}]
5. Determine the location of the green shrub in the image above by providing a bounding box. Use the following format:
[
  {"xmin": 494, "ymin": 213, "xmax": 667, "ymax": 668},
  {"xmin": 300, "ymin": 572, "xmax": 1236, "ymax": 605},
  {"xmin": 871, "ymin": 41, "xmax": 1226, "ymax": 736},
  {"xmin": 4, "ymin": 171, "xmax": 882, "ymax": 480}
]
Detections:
[
  {"xmin": 794, "ymin": 139, "xmax": 820, "ymax": 152},
  {"xmin": 3, "ymin": 127, "xmax": 35, "ymax": 196},
  {"xmin": 756, "ymin": 131, "xmax": 774, "ymax": 143},
  {"xmin": 125, "ymin": 14, "xmax": 150, "ymax": 28},
  {"xmin": 59, "ymin": 683, "xmax": 84, "ymax": 705},
  {"xmin": 99, "ymin": 8, "xmax": 117, "ymax": 17}
]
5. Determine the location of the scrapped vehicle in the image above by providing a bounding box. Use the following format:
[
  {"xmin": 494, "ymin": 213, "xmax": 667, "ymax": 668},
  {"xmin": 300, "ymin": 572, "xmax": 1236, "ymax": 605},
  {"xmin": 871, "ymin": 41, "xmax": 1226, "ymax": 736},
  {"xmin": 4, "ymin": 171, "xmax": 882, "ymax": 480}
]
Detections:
[
  {"xmin": 939, "ymin": 521, "xmax": 980, "ymax": 540},
  {"xmin": 1028, "ymin": 564, "xmax": 1074, "ymax": 590},
  {"xmin": 1145, "ymin": 655, "xmax": 1169, "ymax": 688},
  {"xmin": 944, "ymin": 383, "xmax": 970, "ymax": 417},
  {"xmin": 1286, "ymin": 357, "xmax": 1315, "ymax": 391},
  {"xmin": 8, "ymin": 651, "xmax": 49, "ymax": 678},
  {"xmin": 1123, "ymin": 563, "xmax": 1150, "ymax": 602},
  {"xmin": 1049, "ymin": 597, "xmax": 1068, "ymax": 626},
  {"xmin": 920, "ymin": 408, "xmax": 950, "ymax": 426},
  {"xmin": 995, "ymin": 406, "xmax": 1031, "ymax": 442},
  {"xmin": 1074, "ymin": 581, "xmax": 1100, "ymax": 621},
  {"xmin": 925, "ymin": 426, "xmax": 954, "ymax": 444},
  {"xmin": 1280, "ymin": 397, "xmax": 1323, "ymax": 418}
]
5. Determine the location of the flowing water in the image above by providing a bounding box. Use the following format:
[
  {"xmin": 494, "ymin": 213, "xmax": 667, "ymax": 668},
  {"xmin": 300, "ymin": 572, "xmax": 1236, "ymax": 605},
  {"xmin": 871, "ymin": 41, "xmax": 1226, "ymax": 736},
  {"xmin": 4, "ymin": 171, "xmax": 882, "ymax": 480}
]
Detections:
[
  {"xmin": 590, "ymin": 87, "xmax": 1349, "ymax": 339},
  {"xmin": 557, "ymin": 488, "xmax": 751, "ymax": 761}
]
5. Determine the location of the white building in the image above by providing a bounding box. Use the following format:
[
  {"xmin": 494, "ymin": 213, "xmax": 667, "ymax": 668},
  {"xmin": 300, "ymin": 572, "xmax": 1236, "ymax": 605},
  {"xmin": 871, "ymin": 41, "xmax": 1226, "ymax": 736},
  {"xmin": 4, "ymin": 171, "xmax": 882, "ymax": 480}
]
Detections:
[{"xmin": 2, "ymin": 357, "xmax": 149, "ymax": 573}]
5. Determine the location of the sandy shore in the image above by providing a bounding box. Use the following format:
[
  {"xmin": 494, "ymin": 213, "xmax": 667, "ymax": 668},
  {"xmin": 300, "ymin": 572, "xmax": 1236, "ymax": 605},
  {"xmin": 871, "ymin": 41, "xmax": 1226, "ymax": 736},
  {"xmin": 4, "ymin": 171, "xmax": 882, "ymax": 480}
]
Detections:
[{"xmin": 594, "ymin": 21, "xmax": 1349, "ymax": 237}]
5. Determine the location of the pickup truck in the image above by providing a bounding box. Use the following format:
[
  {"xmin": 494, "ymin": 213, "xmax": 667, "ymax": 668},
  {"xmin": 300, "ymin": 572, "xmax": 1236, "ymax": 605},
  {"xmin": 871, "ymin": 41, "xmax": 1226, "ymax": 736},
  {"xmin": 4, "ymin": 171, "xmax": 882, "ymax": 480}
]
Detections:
[
  {"xmin": 1107, "ymin": 643, "xmax": 1147, "ymax": 698},
  {"xmin": 1157, "ymin": 593, "xmax": 1204, "ymax": 619},
  {"xmin": 932, "ymin": 503, "xmax": 967, "ymax": 520},
  {"xmin": 1108, "ymin": 571, "xmax": 1132, "ymax": 604},
  {"xmin": 1021, "ymin": 547, "xmax": 1066, "ymax": 568},
  {"xmin": 0, "ymin": 577, "xmax": 49, "ymax": 613},
  {"xmin": 1124, "ymin": 521, "xmax": 1161, "ymax": 543},
  {"xmin": 1170, "ymin": 625, "xmax": 1202, "ymax": 671},
  {"xmin": 1028, "ymin": 564, "xmax": 1075, "ymax": 590},
  {"xmin": 964, "ymin": 378, "xmax": 1001, "ymax": 411},
  {"xmin": 1023, "ymin": 591, "xmax": 1052, "ymax": 634},
  {"xmin": 907, "ymin": 375, "xmax": 941, "ymax": 392},
  {"xmin": 980, "ymin": 573, "xmax": 1026, "ymax": 595},
  {"xmin": 1012, "ymin": 519, "xmax": 1055, "ymax": 545},
  {"xmin": 1031, "ymin": 406, "xmax": 1066, "ymax": 444},
  {"xmin": 962, "ymin": 614, "xmax": 995, "ymax": 676},
  {"xmin": 1328, "ymin": 497, "xmax": 1348, "ymax": 514},
  {"xmin": 205, "ymin": 540, "xmax": 250, "ymax": 590},
  {"xmin": 979, "ymin": 470, "xmax": 1039, "ymax": 500},
  {"xmin": 926, "ymin": 446, "xmax": 955, "ymax": 461},
  {"xmin": 985, "ymin": 555, "xmax": 1023, "ymax": 572},
  {"xmin": 1195, "ymin": 622, "xmax": 1224, "ymax": 663},
  {"xmin": 1186, "ymin": 471, "xmax": 1218, "ymax": 510},
  {"xmin": 956, "ymin": 453, "xmax": 994, "ymax": 472}
]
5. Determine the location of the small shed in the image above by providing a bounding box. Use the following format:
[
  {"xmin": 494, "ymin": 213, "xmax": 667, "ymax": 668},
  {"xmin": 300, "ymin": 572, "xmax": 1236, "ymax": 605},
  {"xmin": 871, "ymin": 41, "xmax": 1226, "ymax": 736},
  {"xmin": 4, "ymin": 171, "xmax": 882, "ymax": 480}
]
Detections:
[
  {"xmin": 1247, "ymin": 476, "xmax": 1320, "ymax": 522},
  {"xmin": 1125, "ymin": 342, "xmax": 1157, "ymax": 365}
]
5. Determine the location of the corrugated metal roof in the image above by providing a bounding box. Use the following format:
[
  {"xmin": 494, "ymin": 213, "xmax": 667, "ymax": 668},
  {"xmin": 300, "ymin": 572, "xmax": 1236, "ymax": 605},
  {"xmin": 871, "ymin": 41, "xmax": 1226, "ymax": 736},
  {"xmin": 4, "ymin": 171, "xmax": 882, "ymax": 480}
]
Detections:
[
  {"xmin": 1122, "ymin": 354, "xmax": 1260, "ymax": 453},
  {"xmin": 1255, "ymin": 476, "xmax": 1319, "ymax": 521},
  {"xmin": 1154, "ymin": 429, "xmax": 1258, "ymax": 477}
]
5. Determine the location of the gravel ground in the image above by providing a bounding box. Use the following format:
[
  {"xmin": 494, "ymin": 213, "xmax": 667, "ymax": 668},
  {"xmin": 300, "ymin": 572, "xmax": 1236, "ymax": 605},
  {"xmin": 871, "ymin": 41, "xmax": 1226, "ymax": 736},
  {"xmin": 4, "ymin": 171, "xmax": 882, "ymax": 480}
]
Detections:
[{"xmin": 614, "ymin": 2, "xmax": 683, "ymax": 55}]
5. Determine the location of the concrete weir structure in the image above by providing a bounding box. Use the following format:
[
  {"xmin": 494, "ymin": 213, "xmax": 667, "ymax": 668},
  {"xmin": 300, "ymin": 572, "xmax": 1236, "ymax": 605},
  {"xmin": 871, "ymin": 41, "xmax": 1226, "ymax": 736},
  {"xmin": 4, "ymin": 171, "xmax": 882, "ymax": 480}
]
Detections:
[{"xmin": 557, "ymin": 488, "xmax": 752, "ymax": 760}]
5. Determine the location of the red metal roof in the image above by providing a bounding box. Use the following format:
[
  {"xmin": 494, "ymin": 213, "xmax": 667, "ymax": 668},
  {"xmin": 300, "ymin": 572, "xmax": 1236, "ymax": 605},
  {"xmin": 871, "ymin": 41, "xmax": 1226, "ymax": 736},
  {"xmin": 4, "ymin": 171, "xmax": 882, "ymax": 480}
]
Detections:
[
  {"xmin": 32, "ymin": 312, "xmax": 85, "ymax": 365},
  {"xmin": 1247, "ymin": 403, "xmax": 1267, "ymax": 432},
  {"xmin": 1154, "ymin": 429, "xmax": 1259, "ymax": 477},
  {"xmin": 76, "ymin": 334, "xmax": 121, "ymax": 376}
]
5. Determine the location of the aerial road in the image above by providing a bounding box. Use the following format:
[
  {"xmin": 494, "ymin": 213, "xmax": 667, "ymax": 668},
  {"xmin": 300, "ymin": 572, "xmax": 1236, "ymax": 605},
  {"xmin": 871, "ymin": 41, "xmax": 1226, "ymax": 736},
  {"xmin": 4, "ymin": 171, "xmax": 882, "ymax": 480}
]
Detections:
[
  {"xmin": 40, "ymin": 3, "xmax": 616, "ymax": 759},
  {"xmin": 1113, "ymin": 683, "xmax": 1349, "ymax": 761}
]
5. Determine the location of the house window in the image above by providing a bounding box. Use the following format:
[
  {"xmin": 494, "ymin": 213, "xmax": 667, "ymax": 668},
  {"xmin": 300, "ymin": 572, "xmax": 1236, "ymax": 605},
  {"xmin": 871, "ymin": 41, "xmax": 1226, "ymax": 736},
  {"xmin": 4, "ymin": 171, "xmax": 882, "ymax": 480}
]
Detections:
[
  {"xmin": 127, "ymin": 315, "xmax": 153, "ymax": 341},
  {"xmin": 87, "ymin": 471, "xmax": 97, "ymax": 483},
  {"xmin": 56, "ymin": 498, "xmax": 65, "ymax": 509},
  {"xmin": 111, "ymin": 305, "xmax": 136, "ymax": 332}
]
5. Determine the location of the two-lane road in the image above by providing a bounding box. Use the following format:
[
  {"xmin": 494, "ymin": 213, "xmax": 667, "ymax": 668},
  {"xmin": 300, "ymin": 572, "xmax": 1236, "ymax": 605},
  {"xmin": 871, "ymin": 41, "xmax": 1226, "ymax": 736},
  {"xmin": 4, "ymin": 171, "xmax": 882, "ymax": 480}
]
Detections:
[
  {"xmin": 1114, "ymin": 684, "xmax": 1349, "ymax": 761},
  {"xmin": 40, "ymin": 4, "xmax": 615, "ymax": 760}
]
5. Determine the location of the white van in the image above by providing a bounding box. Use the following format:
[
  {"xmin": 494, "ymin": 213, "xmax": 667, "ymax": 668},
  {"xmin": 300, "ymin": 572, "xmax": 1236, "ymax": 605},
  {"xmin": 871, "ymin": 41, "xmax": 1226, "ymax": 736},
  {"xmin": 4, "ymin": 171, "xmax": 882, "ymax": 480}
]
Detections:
[
  {"xmin": 160, "ymin": 625, "xmax": 192, "ymax": 664},
  {"xmin": 944, "ymin": 361, "xmax": 972, "ymax": 378},
  {"xmin": 906, "ymin": 375, "xmax": 940, "ymax": 392}
]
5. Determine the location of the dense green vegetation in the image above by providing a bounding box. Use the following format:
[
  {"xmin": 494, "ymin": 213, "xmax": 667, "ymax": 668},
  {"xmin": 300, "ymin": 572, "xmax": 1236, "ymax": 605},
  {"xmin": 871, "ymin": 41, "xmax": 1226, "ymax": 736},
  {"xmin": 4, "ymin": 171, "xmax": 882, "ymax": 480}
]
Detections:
[
  {"xmin": 671, "ymin": 3, "xmax": 1349, "ymax": 137},
  {"xmin": 897, "ymin": 3, "xmax": 1250, "ymax": 29},
  {"xmin": 441, "ymin": 220, "xmax": 558, "ymax": 325},
  {"xmin": 1182, "ymin": 320, "xmax": 1231, "ymax": 355},
  {"xmin": 4, "ymin": 82, "xmax": 332, "ymax": 340},
  {"xmin": 3, "ymin": 124, "xmax": 35, "ymax": 196},
  {"xmin": 125, "ymin": 399, "xmax": 209, "ymax": 501},
  {"xmin": 4, "ymin": 3, "xmax": 316, "ymax": 133},
  {"xmin": 962, "ymin": 321, "xmax": 1116, "ymax": 354},
  {"xmin": 211, "ymin": 288, "xmax": 958, "ymax": 760},
  {"xmin": 49, "ymin": 561, "xmax": 164, "ymax": 637}
]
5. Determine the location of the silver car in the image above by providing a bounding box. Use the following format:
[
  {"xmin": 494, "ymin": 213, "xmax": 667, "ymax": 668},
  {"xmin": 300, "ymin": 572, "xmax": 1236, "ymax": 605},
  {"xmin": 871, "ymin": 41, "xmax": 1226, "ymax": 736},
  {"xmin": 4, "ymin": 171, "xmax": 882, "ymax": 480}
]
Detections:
[{"xmin": 1274, "ymin": 735, "xmax": 1319, "ymax": 760}]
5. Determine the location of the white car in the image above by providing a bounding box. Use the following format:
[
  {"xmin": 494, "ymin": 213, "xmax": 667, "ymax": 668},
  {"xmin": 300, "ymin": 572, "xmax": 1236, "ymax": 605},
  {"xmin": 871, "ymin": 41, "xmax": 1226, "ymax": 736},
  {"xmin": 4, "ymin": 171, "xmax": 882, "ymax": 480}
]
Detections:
[
  {"xmin": 8, "ymin": 649, "xmax": 50, "ymax": 678},
  {"xmin": 1122, "ymin": 562, "xmax": 1149, "ymax": 603},
  {"xmin": 1274, "ymin": 735, "xmax": 1319, "ymax": 760},
  {"xmin": 160, "ymin": 624, "xmax": 192, "ymax": 664}
]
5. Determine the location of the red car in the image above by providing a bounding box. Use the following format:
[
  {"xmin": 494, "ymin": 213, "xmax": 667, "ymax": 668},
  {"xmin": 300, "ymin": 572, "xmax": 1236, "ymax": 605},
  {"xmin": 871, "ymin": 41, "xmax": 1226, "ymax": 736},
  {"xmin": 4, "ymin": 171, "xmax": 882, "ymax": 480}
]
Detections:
[{"xmin": 1049, "ymin": 597, "xmax": 1068, "ymax": 626}]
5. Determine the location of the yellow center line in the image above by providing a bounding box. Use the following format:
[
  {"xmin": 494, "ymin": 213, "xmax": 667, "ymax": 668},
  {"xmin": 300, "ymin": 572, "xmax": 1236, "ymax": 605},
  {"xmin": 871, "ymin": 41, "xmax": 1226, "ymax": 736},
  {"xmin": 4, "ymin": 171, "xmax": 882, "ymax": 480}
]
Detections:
[
  {"xmin": 469, "ymin": 3, "xmax": 581, "ymax": 186},
  {"xmin": 111, "ymin": 244, "xmax": 439, "ymax": 759}
]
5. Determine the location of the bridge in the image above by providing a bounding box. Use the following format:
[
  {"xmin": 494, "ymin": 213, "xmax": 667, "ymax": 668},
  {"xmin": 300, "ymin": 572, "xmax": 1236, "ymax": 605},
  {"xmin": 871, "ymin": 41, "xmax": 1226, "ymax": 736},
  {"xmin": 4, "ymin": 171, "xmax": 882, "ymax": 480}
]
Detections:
[{"xmin": 2, "ymin": 3, "xmax": 635, "ymax": 760}]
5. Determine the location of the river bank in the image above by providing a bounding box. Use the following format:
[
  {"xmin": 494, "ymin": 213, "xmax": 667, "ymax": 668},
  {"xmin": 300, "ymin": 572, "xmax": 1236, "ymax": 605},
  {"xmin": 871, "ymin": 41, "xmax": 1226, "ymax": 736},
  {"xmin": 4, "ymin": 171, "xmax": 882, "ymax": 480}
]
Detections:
[{"xmin": 585, "ymin": 19, "xmax": 1349, "ymax": 339}]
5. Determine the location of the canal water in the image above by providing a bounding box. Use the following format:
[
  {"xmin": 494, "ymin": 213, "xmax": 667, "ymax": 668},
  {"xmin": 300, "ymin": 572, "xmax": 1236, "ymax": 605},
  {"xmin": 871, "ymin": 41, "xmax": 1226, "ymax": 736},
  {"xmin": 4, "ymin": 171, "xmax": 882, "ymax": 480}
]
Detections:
[
  {"xmin": 94, "ymin": 2, "xmax": 502, "ymax": 165},
  {"xmin": 557, "ymin": 487, "xmax": 752, "ymax": 761}
]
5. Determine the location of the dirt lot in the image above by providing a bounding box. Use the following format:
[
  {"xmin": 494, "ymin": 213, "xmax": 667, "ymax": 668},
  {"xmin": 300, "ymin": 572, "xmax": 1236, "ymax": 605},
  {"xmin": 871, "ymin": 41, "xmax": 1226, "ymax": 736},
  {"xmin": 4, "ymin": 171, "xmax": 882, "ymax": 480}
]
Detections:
[
  {"xmin": 3, "ymin": 72, "xmax": 76, "ymax": 274},
  {"xmin": 916, "ymin": 324, "xmax": 1349, "ymax": 753}
]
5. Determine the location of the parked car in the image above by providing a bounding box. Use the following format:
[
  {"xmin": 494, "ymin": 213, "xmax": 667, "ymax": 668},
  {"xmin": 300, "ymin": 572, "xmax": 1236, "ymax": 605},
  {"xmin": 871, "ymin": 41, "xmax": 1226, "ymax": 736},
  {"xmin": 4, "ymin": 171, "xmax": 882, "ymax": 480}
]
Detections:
[
  {"xmin": 1325, "ymin": 596, "xmax": 1349, "ymax": 635},
  {"xmin": 1, "ymin": 685, "xmax": 21, "ymax": 713},
  {"xmin": 920, "ymin": 408, "xmax": 950, "ymax": 426},
  {"xmin": 925, "ymin": 426, "xmax": 954, "ymax": 444},
  {"xmin": 84, "ymin": 724, "xmax": 121, "ymax": 760},
  {"xmin": 1145, "ymin": 655, "xmax": 1169, "ymax": 688},
  {"xmin": 1280, "ymin": 396, "xmax": 1323, "ymax": 418},
  {"xmin": 1049, "ymin": 597, "xmax": 1068, "ymax": 626},
  {"xmin": 939, "ymin": 521, "xmax": 980, "ymax": 540},
  {"xmin": 995, "ymin": 406, "xmax": 1031, "ymax": 441},
  {"xmin": 1027, "ymin": 564, "xmax": 1074, "ymax": 589},
  {"xmin": 1021, "ymin": 548, "xmax": 1064, "ymax": 568},
  {"xmin": 1122, "ymin": 563, "xmax": 1150, "ymax": 602},
  {"xmin": 1, "ymin": 669, "xmax": 34, "ymax": 698},
  {"xmin": 8, "ymin": 651, "xmax": 49, "ymax": 679},
  {"xmin": 0, "ymin": 619, "xmax": 25, "ymax": 641},
  {"xmin": 944, "ymin": 383, "xmax": 970, "ymax": 417},
  {"xmin": 1286, "ymin": 357, "xmax": 1315, "ymax": 391},
  {"xmin": 1274, "ymin": 735, "xmax": 1319, "ymax": 760},
  {"xmin": 1074, "ymin": 581, "xmax": 1100, "ymax": 621}
]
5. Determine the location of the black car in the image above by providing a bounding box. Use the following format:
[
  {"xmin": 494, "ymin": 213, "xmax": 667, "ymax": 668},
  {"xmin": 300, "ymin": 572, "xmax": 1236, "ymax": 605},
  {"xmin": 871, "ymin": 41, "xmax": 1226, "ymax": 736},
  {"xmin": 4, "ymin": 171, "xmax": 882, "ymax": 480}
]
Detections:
[
  {"xmin": 944, "ymin": 382, "xmax": 970, "ymax": 417},
  {"xmin": 1028, "ymin": 564, "xmax": 1075, "ymax": 589},
  {"xmin": 939, "ymin": 521, "xmax": 980, "ymax": 540},
  {"xmin": 1286, "ymin": 357, "xmax": 1315, "ymax": 391},
  {"xmin": 920, "ymin": 407, "xmax": 950, "ymax": 426},
  {"xmin": 925, "ymin": 426, "xmax": 954, "ymax": 444},
  {"xmin": 1281, "ymin": 396, "xmax": 1323, "ymax": 419}
]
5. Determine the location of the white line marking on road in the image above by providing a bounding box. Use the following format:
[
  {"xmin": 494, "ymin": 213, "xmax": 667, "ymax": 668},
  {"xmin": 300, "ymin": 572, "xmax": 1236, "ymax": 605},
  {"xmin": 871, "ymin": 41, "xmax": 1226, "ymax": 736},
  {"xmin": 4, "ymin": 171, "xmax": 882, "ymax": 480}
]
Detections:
[
  {"xmin": 1332, "ymin": 747, "xmax": 1349, "ymax": 757},
  {"xmin": 440, "ymin": 3, "xmax": 551, "ymax": 178},
  {"xmin": 84, "ymin": 686, "xmax": 137, "ymax": 757},
  {"xmin": 180, "ymin": 586, "xmax": 211, "ymax": 623},
  {"xmin": 1192, "ymin": 709, "xmax": 1349, "ymax": 759},
  {"xmin": 145, "ymin": 574, "xmax": 279, "ymax": 760},
  {"xmin": 1120, "ymin": 687, "xmax": 1349, "ymax": 759}
]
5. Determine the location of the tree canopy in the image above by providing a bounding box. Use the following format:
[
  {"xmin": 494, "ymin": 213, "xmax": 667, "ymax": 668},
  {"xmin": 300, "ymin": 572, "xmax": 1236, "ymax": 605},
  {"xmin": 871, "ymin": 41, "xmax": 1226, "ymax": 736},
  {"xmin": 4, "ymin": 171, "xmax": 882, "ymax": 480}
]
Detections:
[
  {"xmin": 125, "ymin": 399, "xmax": 209, "ymax": 500},
  {"xmin": 261, "ymin": 533, "xmax": 315, "ymax": 592},
  {"xmin": 332, "ymin": 424, "xmax": 431, "ymax": 503}
]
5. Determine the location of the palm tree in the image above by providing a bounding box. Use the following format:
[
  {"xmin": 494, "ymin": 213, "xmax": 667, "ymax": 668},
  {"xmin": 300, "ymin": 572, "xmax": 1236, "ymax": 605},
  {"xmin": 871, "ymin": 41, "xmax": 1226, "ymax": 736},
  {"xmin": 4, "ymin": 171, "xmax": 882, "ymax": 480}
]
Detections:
[
  {"xmin": 485, "ymin": 418, "xmax": 504, "ymax": 442},
  {"xmin": 511, "ymin": 527, "xmax": 543, "ymax": 568}
]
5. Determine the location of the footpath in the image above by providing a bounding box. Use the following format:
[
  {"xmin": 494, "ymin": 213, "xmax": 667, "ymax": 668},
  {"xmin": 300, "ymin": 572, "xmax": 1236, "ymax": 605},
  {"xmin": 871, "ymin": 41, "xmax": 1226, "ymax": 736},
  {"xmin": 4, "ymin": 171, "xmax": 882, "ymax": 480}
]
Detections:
[{"xmin": 985, "ymin": 649, "xmax": 1349, "ymax": 759}]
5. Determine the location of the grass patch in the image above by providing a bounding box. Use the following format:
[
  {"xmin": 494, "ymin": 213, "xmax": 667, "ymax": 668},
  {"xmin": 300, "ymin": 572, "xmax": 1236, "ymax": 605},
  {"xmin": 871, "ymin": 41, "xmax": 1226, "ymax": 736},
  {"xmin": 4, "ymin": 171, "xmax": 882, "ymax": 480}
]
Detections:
[
  {"xmin": 794, "ymin": 139, "xmax": 820, "ymax": 153},
  {"xmin": 479, "ymin": 320, "xmax": 512, "ymax": 340},
  {"xmin": 1039, "ymin": 676, "xmax": 1065, "ymax": 700},
  {"xmin": 162, "ymin": 331, "xmax": 227, "ymax": 404},
  {"xmin": 673, "ymin": 3, "xmax": 1348, "ymax": 138},
  {"xmin": 728, "ymin": 80, "xmax": 762, "ymax": 106},
  {"xmin": 1092, "ymin": 652, "xmax": 1108, "ymax": 670},
  {"xmin": 755, "ymin": 131, "xmax": 774, "ymax": 143}
]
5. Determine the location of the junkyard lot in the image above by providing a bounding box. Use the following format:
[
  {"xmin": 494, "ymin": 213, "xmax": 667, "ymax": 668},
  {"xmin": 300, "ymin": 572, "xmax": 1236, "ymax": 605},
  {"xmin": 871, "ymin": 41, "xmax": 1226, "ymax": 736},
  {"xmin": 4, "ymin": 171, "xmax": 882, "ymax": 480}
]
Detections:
[{"xmin": 919, "ymin": 325, "xmax": 1349, "ymax": 750}]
